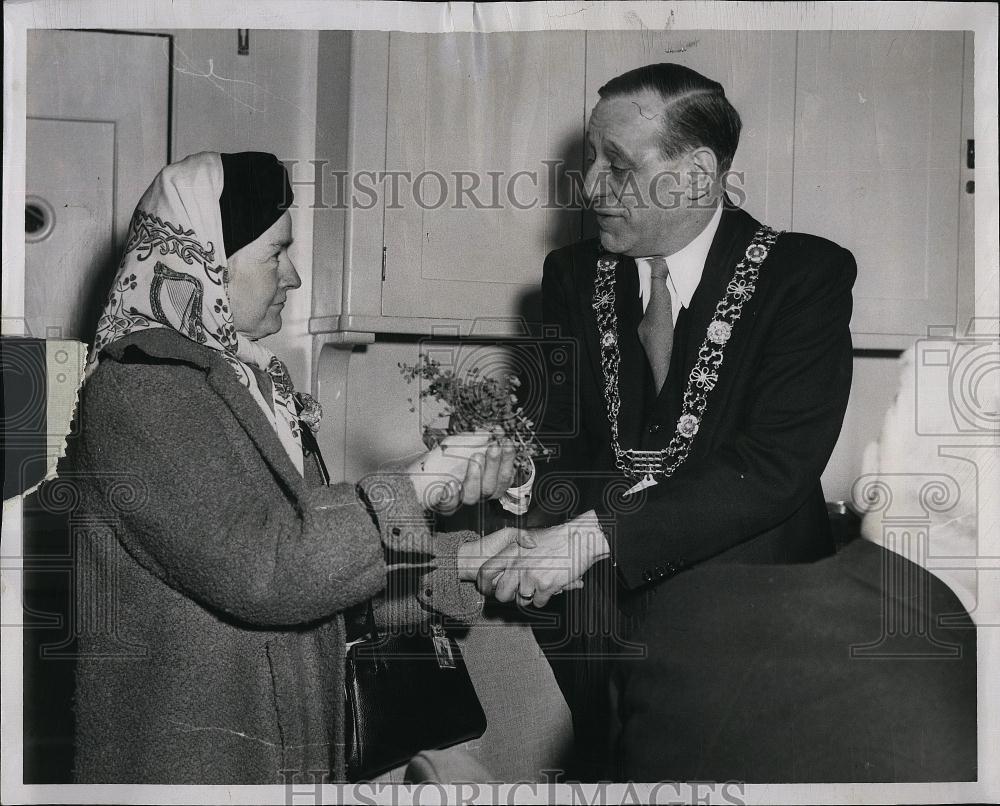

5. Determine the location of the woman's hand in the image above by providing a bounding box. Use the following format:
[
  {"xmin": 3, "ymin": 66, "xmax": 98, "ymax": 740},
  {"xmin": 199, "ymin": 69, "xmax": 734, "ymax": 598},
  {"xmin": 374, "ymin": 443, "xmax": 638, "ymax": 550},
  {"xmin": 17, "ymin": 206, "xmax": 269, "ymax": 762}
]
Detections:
[{"xmin": 408, "ymin": 431, "xmax": 517, "ymax": 514}]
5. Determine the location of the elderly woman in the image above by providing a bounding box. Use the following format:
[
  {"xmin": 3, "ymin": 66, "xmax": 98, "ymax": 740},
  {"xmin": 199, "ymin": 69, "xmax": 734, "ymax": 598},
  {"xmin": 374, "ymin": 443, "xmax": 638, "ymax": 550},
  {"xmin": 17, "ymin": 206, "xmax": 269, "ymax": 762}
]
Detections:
[{"xmin": 63, "ymin": 151, "xmax": 516, "ymax": 784}]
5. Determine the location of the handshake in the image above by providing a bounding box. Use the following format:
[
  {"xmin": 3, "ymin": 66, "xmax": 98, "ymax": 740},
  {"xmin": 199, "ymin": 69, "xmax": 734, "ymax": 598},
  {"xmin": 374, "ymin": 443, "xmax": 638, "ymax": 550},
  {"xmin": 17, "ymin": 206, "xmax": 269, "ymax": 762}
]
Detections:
[{"xmin": 406, "ymin": 432, "xmax": 610, "ymax": 608}]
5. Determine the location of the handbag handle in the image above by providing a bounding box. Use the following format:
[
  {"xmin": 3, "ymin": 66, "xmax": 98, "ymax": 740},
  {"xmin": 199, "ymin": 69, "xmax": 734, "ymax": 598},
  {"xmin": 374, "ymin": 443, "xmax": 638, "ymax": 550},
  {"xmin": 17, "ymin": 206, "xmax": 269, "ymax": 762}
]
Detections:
[{"xmin": 302, "ymin": 425, "xmax": 332, "ymax": 485}]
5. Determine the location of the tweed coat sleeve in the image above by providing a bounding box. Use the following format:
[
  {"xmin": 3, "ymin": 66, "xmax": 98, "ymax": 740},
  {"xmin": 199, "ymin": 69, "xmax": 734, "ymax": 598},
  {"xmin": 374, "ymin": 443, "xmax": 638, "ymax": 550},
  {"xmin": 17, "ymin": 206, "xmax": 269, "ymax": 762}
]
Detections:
[
  {"xmin": 356, "ymin": 470, "xmax": 485, "ymax": 625},
  {"xmin": 75, "ymin": 358, "xmax": 389, "ymax": 628}
]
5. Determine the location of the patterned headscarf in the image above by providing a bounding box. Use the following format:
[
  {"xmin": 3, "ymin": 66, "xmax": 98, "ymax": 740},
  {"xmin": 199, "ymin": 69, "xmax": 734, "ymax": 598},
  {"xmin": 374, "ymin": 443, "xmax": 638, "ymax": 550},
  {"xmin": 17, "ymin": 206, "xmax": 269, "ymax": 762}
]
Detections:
[{"xmin": 88, "ymin": 151, "xmax": 318, "ymax": 475}]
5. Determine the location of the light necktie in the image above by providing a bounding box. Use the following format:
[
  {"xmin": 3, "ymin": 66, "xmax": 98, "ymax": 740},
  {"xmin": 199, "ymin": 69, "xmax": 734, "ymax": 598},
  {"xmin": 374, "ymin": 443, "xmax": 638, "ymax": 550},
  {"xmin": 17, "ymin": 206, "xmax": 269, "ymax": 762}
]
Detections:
[{"xmin": 637, "ymin": 256, "xmax": 673, "ymax": 394}]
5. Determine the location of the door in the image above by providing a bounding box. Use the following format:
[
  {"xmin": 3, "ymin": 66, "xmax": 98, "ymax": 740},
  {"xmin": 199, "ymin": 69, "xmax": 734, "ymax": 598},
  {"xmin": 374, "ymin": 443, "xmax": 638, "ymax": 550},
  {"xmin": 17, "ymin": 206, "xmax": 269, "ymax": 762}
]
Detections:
[{"xmin": 25, "ymin": 29, "xmax": 171, "ymax": 343}]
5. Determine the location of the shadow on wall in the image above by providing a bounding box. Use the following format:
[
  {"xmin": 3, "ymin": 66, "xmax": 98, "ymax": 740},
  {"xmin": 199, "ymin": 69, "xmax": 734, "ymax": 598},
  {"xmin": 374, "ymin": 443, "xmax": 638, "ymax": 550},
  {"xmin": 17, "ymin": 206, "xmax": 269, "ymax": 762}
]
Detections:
[
  {"xmin": 77, "ymin": 244, "xmax": 120, "ymax": 346},
  {"xmin": 24, "ymin": 234, "xmax": 119, "ymax": 347},
  {"xmin": 513, "ymin": 125, "xmax": 593, "ymax": 326}
]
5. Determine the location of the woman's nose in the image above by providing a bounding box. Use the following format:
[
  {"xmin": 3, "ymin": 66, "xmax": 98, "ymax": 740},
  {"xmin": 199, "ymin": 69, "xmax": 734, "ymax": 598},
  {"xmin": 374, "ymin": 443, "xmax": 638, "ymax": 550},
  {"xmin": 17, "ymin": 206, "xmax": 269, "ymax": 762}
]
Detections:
[{"xmin": 282, "ymin": 257, "xmax": 302, "ymax": 290}]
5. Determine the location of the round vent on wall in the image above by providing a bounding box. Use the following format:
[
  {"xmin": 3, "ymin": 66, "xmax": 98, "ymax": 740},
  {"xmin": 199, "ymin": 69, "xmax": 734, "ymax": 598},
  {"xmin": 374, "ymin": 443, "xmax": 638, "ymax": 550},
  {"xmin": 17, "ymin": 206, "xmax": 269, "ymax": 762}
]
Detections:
[{"xmin": 25, "ymin": 195, "xmax": 56, "ymax": 243}]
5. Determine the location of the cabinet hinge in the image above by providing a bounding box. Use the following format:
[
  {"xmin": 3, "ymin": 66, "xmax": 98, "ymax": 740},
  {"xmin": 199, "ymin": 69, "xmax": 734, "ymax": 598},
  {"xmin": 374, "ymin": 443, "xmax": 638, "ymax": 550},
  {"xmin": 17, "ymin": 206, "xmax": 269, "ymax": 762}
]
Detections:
[{"xmin": 381, "ymin": 246, "xmax": 387, "ymax": 282}]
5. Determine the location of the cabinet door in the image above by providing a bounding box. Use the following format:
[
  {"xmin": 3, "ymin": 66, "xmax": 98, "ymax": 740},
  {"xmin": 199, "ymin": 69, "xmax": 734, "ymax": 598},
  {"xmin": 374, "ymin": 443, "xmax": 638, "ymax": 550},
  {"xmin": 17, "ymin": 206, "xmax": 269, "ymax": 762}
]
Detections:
[
  {"xmin": 792, "ymin": 32, "xmax": 966, "ymax": 346},
  {"xmin": 584, "ymin": 30, "xmax": 798, "ymax": 229},
  {"xmin": 382, "ymin": 32, "xmax": 585, "ymax": 324}
]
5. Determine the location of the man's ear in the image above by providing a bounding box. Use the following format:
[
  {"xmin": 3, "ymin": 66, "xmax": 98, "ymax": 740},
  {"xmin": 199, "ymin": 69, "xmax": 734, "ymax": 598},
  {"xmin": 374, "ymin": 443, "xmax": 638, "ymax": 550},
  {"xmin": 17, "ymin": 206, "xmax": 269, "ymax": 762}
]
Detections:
[{"xmin": 686, "ymin": 147, "xmax": 718, "ymax": 201}]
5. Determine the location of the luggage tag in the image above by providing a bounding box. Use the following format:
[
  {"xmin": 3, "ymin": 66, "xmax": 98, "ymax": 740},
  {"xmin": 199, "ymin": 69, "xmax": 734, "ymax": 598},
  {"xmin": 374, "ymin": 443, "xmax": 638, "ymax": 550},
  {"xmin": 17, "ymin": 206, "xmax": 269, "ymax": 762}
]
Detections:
[
  {"xmin": 431, "ymin": 623, "xmax": 456, "ymax": 669},
  {"xmin": 625, "ymin": 473, "xmax": 658, "ymax": 495}
]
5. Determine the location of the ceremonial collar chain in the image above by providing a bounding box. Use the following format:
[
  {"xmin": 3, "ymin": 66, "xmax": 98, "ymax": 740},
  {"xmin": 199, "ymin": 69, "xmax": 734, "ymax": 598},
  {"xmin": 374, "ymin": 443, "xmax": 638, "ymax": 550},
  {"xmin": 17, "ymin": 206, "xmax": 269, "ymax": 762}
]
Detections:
[{"xmin": 592, "ymin": 225, "xmax": 779, "ymax": 481}]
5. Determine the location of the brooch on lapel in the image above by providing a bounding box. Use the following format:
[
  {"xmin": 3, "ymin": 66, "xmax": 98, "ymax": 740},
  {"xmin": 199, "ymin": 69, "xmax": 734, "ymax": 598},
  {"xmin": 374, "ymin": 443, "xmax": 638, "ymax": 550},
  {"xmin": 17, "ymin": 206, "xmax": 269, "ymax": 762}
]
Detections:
[{"xmin": 295, "ymin": 392, "xmax": 323, "ymax": 434}]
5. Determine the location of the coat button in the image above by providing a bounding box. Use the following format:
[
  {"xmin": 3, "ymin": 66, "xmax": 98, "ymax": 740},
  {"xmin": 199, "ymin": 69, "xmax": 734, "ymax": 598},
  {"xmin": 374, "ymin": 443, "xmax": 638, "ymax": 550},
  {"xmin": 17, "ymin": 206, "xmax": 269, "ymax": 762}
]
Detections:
[
  {"xmin": 643, "ymin": 571, "xmax": 653, "ymax": 583},
  {"xmin": 648, "ymin": 423, "xmax": 661, "ymax": 434}
]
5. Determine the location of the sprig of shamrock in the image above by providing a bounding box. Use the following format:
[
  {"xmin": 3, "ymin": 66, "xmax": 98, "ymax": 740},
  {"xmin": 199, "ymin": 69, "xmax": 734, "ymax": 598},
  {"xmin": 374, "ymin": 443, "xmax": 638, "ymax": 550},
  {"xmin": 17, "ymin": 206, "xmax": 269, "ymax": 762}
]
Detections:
[{"xmin": 399, "ymin": 355, "xmax": 551, "ymax": 479}]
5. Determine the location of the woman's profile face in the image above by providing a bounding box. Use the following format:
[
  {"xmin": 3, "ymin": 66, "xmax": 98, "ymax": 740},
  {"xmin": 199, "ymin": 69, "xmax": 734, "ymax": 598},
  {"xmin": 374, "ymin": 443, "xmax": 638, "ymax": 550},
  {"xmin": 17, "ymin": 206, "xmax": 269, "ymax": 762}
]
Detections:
[{"xmin": 227, "ymin": 211, "xmax": 300, "ymax": 340}]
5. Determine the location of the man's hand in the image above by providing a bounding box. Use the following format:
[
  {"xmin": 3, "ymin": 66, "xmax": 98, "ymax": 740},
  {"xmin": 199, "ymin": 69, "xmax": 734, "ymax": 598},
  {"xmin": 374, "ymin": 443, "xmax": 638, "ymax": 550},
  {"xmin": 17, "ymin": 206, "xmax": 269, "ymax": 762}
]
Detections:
[
  {"xmin": 408, "ymin": 431, "xmax": 517, "ymax": 514},
  {"xmin": 456, "ymin": 527, "xmax": 530, "ymax": 582},
  {"xmin": 476, "ymin": 511, "xmax": 610, "ymax": 607}
]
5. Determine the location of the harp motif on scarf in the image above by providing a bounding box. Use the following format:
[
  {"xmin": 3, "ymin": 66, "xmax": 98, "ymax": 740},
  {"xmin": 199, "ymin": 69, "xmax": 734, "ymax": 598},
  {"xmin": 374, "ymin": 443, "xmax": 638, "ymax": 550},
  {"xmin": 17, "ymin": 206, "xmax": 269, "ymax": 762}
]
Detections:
[{"xmin": 149, "ymin": 262, "xmax": 206, "ymax": 343}]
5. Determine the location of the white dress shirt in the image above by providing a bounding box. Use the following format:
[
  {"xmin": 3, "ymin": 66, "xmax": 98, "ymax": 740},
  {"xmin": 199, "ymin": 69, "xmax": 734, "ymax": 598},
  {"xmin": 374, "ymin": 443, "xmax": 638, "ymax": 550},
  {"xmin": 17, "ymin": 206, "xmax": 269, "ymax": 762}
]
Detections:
[{"xmin": 635, "ymin": 201, "xmax": 724, "ymax": 324}]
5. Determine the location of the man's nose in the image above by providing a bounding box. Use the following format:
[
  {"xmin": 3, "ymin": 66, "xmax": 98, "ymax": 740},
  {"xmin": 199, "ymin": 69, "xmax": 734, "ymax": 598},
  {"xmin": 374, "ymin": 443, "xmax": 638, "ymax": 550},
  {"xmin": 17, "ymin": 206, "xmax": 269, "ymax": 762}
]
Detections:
[{"xmin": 582, "ymin": 161, "xmax": 601, "ymax": 204}]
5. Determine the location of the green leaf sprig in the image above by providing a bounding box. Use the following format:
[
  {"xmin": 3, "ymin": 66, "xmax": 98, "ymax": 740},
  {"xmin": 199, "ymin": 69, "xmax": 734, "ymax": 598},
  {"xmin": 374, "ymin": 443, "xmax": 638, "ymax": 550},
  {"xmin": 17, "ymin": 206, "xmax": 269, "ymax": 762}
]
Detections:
[{"xmin": 399, "ymin": 355, "xmax": 551, "ymax": 478}]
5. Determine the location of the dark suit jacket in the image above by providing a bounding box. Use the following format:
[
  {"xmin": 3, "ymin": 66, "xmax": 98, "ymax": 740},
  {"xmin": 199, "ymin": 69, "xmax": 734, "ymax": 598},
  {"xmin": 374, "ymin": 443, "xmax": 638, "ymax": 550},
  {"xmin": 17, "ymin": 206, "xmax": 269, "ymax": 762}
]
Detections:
[{"xmin": 533, "ymin": 200, "xmax": 857, "ymax": 589}]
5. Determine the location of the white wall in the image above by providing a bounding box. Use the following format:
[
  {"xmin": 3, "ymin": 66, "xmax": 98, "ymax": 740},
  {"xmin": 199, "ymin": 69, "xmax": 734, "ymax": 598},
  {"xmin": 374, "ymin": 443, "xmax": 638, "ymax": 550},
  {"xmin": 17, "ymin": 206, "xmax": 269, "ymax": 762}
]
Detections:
[
  {"xmin": 821, "ymin": 353, "xmax": 904, "ymax": 503},
  {"xmin": 345, "ymin": 341, "xmax": 452, "ymax": 480},
  {"xmin": 169, "ymin": 28, "xmax": 319, "ymax": 388}
]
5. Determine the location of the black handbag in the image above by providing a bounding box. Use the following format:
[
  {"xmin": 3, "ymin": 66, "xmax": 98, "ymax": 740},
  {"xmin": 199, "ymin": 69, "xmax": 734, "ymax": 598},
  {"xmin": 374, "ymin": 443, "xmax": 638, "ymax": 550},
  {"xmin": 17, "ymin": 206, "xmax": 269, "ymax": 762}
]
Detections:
[{"xmin": 343, "ymin": 601, "xmax": 487, "ymax": 782}]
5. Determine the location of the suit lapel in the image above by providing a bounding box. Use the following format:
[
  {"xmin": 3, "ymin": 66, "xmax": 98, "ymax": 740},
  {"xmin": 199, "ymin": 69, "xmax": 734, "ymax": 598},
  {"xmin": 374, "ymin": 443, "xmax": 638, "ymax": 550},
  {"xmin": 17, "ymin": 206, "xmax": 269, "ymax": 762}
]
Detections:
[
  {"xmin": 647, "ymin": 200, "xmax": 761, "ymax": 428},
  {"xmin": 659, "ymin": 303, "xmax": 690, "ymax": 425},
  {"xmin": 578, "ymin": 248, "xmax": 646, "ymax": 451},
  {"xmin": 577, "ymin": 252, "xmax": 606, "ymax": 405},
  {"xmin": 614, "ymin": 256, "xmax": 646, "ymax": 450},
  {"xmin": 675, "ymin": 202, "xmax": 761, "ymax": 392}
]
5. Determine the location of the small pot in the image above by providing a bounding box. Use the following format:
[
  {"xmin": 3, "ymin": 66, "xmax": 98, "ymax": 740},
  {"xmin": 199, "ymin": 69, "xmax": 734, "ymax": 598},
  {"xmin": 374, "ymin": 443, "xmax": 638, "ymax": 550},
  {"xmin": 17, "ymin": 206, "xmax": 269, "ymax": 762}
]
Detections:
[{"xmin": 501, "ymin": 459, "xmax": 535, "ymax": 515}]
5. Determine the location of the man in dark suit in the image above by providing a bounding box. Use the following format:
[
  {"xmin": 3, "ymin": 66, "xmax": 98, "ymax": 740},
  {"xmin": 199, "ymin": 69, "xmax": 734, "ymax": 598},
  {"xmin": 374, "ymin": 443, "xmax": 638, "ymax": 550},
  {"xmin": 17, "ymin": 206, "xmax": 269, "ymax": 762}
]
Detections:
[{"xmin": 478, "ymin": 63, "xmax": 856, "ymax": 775}]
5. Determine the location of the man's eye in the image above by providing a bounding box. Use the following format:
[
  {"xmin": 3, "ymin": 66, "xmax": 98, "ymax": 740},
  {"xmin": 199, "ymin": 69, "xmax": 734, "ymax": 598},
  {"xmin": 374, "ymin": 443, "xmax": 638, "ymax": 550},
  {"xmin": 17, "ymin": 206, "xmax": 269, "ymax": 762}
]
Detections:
[{"xmin": 611, "ymin": 164, "xmax": 627, "ymax": 174}]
